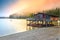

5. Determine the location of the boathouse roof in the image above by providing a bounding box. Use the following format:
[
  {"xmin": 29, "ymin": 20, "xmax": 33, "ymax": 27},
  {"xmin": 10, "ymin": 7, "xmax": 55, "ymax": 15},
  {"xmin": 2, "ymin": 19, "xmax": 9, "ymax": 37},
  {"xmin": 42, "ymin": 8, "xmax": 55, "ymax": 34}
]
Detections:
[{"xmin": 34, "ymin": 12, "xmax": 59, "ymax": 17}]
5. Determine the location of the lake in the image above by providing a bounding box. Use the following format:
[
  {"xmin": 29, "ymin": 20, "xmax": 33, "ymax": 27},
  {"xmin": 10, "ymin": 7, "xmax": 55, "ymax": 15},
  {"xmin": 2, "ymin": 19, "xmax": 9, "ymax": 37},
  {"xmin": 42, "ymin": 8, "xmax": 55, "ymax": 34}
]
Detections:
[{"xmin": 0, "ymin": 19, "xmax": 38, "ymax": 37}]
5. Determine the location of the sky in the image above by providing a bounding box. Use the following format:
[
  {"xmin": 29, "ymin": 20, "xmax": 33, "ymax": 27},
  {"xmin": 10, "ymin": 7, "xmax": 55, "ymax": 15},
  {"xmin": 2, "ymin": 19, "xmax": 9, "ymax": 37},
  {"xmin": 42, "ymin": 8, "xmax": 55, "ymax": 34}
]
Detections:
[
  {"xmin": 0, "ymin": 0, "xmax": 60, "ymax": 17},
  {"xmin": 0, "ymin": 0, "xmax": 17, "ymax": 17}
]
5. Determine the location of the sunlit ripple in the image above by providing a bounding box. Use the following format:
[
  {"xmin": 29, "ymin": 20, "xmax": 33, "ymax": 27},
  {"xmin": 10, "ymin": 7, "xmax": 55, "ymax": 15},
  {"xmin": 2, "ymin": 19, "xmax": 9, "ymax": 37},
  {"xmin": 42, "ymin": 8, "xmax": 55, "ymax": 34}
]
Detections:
[{"xmin": 9, "ymin": 19, "xmax": 27, "ymax": 32}]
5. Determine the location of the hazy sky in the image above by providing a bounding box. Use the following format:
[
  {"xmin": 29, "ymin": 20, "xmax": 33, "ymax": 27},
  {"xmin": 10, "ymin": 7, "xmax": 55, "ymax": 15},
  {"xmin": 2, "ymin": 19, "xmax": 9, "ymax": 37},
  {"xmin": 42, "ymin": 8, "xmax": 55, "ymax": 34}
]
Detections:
[
  {"xmin": 0, "ymin": 0, "xmax": 60, "ymax": 17},
  {"xmin": 0, "ymin": 0, "xmax": 17, "ymax": 17}
]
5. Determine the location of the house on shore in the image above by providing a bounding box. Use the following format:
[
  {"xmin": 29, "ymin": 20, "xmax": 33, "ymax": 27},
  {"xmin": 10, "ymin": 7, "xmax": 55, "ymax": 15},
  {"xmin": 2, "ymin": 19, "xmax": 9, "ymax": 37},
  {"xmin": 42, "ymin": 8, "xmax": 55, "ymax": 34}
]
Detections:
[{"xmin": 27, "ymin": 12, "xmax": 59, "ymax": 27}]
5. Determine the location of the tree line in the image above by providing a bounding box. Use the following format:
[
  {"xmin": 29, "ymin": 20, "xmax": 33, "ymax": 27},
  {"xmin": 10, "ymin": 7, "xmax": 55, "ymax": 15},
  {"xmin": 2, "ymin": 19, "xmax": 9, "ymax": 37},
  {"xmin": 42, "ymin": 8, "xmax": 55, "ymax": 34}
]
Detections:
[{"xmin": 29, "ymin": 8, "xmax": 60, "ymax": 18}]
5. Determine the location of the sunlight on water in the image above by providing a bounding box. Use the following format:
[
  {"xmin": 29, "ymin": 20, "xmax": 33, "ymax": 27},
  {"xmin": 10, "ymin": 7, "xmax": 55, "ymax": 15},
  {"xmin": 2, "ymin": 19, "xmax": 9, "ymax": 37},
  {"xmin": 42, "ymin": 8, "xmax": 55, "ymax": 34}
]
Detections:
[
  {"xmin": 0, "ymin": 19, "xmax": 38, "ymax": 36},
  {"xmin": 9, "ymin": 19, "xmax": 27, "ymax": 32}
]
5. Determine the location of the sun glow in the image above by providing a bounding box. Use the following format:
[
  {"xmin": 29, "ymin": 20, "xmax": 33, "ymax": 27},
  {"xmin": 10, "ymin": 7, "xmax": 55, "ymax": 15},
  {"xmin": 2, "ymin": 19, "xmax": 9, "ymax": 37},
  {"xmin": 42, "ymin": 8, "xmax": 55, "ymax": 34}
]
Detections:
[
  {"xmin": 5, "ymin": 0, "xmax": 46, "ymax": 16},
  {"xmin": 6, "ymin": 5, "xmax": 28, "ymax": 16},
  {"xmin": 3, "ymin": 0, "xmax": 60, "ymax": 17}
]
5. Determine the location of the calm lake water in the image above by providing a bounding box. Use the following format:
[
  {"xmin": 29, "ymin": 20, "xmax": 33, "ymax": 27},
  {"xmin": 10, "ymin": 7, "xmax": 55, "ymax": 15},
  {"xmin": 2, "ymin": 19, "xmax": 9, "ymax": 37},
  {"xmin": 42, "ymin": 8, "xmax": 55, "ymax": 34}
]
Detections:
[{"xmin": 0, "ymin": 19, "xmax": 38, "ymax": 37}]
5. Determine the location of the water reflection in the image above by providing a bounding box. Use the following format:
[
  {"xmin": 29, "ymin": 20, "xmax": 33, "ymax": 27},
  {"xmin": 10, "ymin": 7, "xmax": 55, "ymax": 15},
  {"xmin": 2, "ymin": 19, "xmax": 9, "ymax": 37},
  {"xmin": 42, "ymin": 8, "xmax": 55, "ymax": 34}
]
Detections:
[
  {"xmin": 0, "ymin": 19, "xmax": 38, "ymax": 36},
  {"xmin": 9, "ymin": 19, "xmax": 38, "ymax": 31},
  {"xmin": 0, "ymin": 19, "xmax": 16, "ymax": 36}
]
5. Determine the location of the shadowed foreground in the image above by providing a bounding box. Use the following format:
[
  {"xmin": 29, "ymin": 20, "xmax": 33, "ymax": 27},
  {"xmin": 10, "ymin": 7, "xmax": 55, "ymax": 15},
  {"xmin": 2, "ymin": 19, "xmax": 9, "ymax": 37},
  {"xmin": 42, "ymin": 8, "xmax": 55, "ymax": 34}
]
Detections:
[{"xmin": 0, "ymin": 27, "xmax": 60, "ymax": 40}]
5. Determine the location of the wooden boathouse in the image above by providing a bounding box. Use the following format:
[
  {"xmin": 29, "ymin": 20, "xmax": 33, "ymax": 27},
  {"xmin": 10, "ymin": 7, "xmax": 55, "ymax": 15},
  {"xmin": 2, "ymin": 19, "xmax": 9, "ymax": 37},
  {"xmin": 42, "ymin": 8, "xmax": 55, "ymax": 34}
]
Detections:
[{"xmin": 27, "ymin": 12, "xmax": 59, "ymax": 27}]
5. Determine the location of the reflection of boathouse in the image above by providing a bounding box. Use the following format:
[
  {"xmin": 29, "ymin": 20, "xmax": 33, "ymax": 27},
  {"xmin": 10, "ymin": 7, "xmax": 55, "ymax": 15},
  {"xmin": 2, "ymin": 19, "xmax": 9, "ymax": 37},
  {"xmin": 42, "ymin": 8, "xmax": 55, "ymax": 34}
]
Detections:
[{"xmin": 27, "ymin": 13, "xmax": 59, "ymax": 27}]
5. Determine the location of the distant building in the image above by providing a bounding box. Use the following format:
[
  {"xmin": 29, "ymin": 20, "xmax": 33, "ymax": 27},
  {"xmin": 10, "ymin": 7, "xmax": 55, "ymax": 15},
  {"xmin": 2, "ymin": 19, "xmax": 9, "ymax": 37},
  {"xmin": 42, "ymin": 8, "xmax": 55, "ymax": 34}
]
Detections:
[
  {"xmin": 34, "ymin": 12, "xmax": 59, "ymax": 21},
  {"xmin": 27, "ymin": 12, "xmax": 59, "ymax": 27}
]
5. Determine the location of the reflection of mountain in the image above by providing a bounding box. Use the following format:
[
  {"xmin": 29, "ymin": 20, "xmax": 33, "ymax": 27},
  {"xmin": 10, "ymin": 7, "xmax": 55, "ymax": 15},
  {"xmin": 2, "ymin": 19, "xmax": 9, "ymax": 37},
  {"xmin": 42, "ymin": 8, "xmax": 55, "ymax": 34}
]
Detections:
[{"xmin": 9, "ymin": 13, "xmax": 28, "ymax": 19}]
